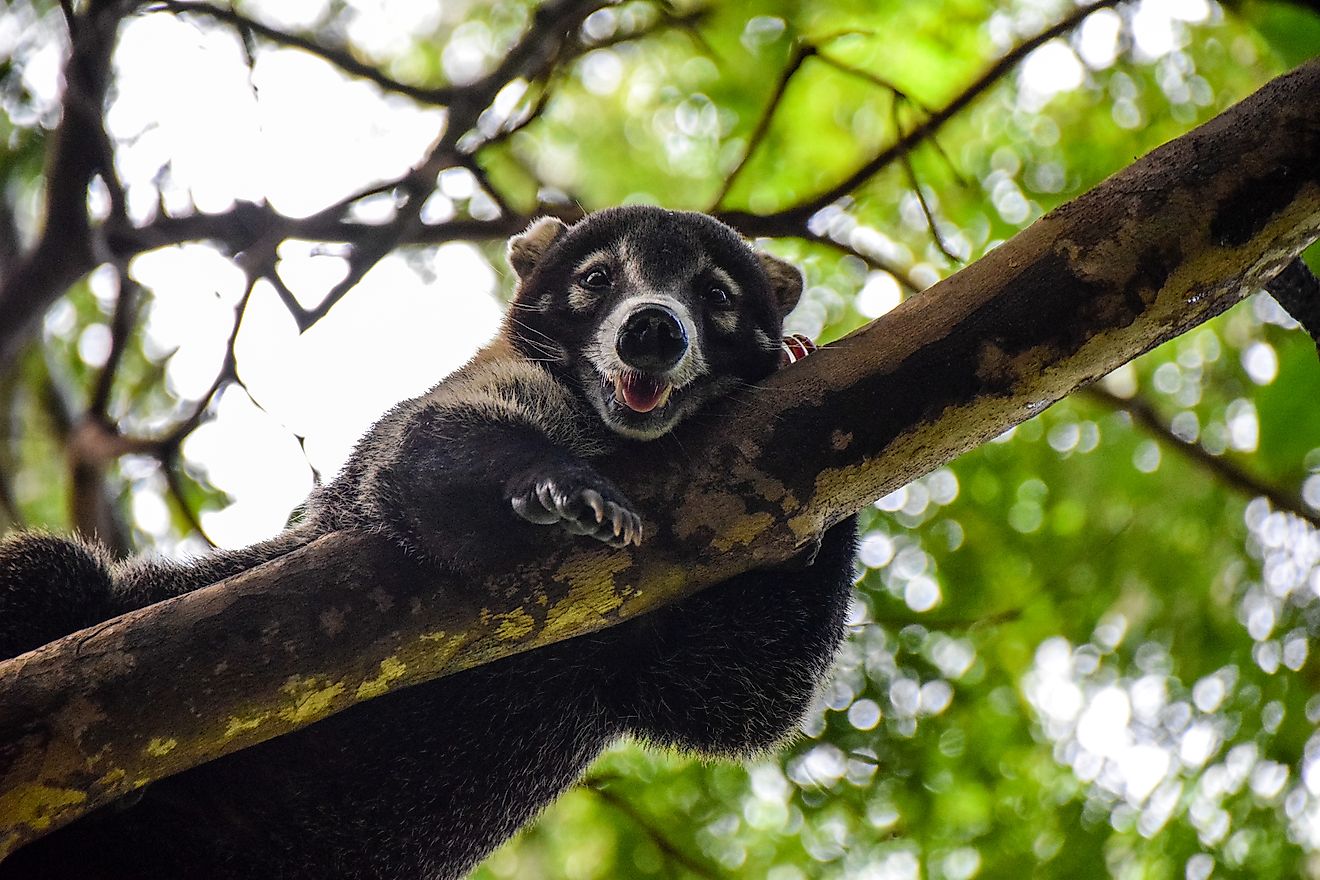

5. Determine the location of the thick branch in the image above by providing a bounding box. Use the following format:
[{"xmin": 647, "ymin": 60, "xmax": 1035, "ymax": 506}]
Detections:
[
  {"xmin": 0, "ymin": 4, "xmax": 120, "ymax": 371},
  {"xmin": 1, "ymin": 60, "xmax": 1319, "ymax": 856}
]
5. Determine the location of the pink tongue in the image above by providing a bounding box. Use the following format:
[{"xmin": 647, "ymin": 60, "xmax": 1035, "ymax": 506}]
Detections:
[{"xmin": 619, "ymin": 374, "xmax": 666, "ymax": 413}]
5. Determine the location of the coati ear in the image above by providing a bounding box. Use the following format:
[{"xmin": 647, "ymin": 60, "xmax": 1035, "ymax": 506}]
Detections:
[
  {"xmin": 758, "ymin": 252, "xmax": 804, "ymax": 318},
  {"xmin": 508, "ymin": 217, "xmax": 569, "ymax": 280}
]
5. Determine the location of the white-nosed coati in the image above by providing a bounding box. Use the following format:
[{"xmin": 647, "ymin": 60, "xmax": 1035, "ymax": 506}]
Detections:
[{"xmin": 0, "ymin": 207, "xmax": 857, "ymax": 879}]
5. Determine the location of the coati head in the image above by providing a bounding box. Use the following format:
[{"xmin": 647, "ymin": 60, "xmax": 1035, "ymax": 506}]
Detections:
[{"xmin": 504, "ymin": 206, "xmax": 803, "ymax": 440}]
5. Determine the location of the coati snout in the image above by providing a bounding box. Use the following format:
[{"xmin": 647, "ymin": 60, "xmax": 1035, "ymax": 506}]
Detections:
[
  {"xmin": 608, "ymin": 301, "xmax": 691, "ymax": 415},
  {"xmin": 617, "ymin": 305, "xmax": 687, "ymax": 372}
]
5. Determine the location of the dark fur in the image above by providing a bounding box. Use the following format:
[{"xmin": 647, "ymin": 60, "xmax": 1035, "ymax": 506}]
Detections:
[{"xmin": 0, "ymin": 207, "xmax": 856, "ymax": 880}]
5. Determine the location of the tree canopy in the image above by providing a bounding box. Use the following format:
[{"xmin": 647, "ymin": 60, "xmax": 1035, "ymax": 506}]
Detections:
[{"xmin": 1, "ymin": 0, "xmax": 1319, "ymax": 878}]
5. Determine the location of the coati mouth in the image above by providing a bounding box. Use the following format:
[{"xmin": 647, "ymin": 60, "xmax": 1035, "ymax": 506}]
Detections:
[{"xmin": 605, "ymin": 371, "xmax": 674, "ymax": 414}]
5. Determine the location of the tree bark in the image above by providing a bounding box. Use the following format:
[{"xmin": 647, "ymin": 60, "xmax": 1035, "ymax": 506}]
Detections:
[{"xmin": 2, "ymin": 59, "xmax": 1319, "ymax": 859}]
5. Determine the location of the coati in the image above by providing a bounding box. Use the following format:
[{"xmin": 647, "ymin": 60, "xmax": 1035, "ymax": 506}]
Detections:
[{"xmin": 0, "ymin": 206, "xmax": 857, "ymax": 879}]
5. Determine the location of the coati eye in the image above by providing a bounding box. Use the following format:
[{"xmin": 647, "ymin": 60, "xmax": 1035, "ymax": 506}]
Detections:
[
  {"xmin": 704, "ymin": 284, "xmax": 733, "ymax": 308},
  {"xmin": 581, "ymin": 266, "xmax": 612, "ymax": 289}
]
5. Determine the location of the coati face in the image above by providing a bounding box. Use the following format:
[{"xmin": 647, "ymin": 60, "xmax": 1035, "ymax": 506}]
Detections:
[{"xmin": 505, "ymin": 207, "xmax": 804, "ymax": 441}]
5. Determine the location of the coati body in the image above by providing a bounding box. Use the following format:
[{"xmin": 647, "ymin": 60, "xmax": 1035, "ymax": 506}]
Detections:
[{"xmin": 0, "ymin": 207, "xmax": 857, "ymax": 879}]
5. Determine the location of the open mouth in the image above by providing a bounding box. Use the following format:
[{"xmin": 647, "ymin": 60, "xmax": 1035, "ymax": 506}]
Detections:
[{"xmin": 605, "ymin": 371, "xmax": 673, "ymax": 414}]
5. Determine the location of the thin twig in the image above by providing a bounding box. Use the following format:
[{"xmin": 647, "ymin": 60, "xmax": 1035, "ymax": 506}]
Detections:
[
  {"xmin": 812, "ymin": 50, "xmax": 931, "ymax": 111},
  {"xmin": 153, "ymin": 269, "xmax": 263, "ymax": 451},
  {"xmin": 892, "ymin": 101, "xmax": 962, "ymax": 265},
  {"xmin": 586, "ymin": 783, "xmax": 722, "ymax": 879},
  {"xmin": 286, "ymin": 0, "xmax": 608, "ymax": 331},
  {"xmin": 88, "ymin": 268, "xmax": 140, "ymax": 419},
  {"xmin": 813, "ymin": 50, "xmax": 970, "ymax": 258},
  {"xmin": 263, "ymin": 268, "xmax": 311, "ymax": 328},
  {"xmin": 802, "ymin": 229, "xmax": 918, "ymax": 294},
  {"xmin": 455, "ymin": 154, "xmax": 513, "ymax": 218},
  {"xmin": 719, "ymin": 0, "xmax": 1125, "ymax": 234},
  {"xmin": 150, "ymin": 1, "xmax": 458, "ymax": 105},
  {"xmin": 1084, "ymin": 386, "xmax": 1319, "ymax": 526},
  {"xmin": 161, "ymin": 450, "xmax": 217, "ymax": 548},
  {"xmin": 712, "ymin": 43, "xmax": 815, "ymax": 208}
]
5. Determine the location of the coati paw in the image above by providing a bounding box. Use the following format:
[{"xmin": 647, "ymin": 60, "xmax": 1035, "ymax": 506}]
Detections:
[{"xmin": 509, "ymin": 477, "xmax": 643, "ymax": 548}]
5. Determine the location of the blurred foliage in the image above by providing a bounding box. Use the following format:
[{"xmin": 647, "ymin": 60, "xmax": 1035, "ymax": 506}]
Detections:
[{"xmin": 3, "ymin": 0, "xmax": 1320, "ymax": 878}]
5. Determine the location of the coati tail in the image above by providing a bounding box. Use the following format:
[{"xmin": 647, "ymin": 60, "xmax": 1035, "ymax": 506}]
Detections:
[{"xmin": 0, "ymin": 532, "xmax": 115, "ymax": 659}]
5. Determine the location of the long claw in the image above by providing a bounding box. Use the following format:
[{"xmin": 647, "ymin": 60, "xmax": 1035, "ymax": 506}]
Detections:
[
  {"xmin": 512, "ymin": 476, "xmax": 642, "ymax": 549},
  {"xmin": 582, "ymin": 489, "xmax": 605, "ymax": 523},
  {"xmin": 536, "ymin": 481, "xmax": 556, "ymax": 515}
]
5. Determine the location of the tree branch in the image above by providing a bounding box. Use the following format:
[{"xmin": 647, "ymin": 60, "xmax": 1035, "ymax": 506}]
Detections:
[
  {"xmin": 0, "ymin": 3, "xmax": 122, "ymax": 372},
  {"xmin": 711, "ymin": 42, "xmax": 816, "ymax": 208},
  {"xmin": 152, "ymin": 1, "xmax": 460, "ymax": 106},
  {"xmin": 1, "ymin": 58, "xmax": 1318, "ymax": 858},
  {"xmin": 276, "ymin": 0, "xmax": 608, "ymax": 330},
  {"xmin": 1083, "ymin": 386, "xmax": 1319, "ymax": 526},
  {"xmin": 718, "ymin": 0, "xmax": 1125, "ymax": 236},
  {"xmin": 585, "ymin": 782, "xmax": 721, "ymax": 879}
]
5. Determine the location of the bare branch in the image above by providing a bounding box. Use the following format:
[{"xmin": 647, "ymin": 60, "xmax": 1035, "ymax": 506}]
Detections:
[
  {"xmin": 455, "ymin": 153, "xmax": 513, "ymax": 219},
  {"xmin": 160, "ymin": 451, "xmax": 217, "ymax": 549},
  {"xmin": 719, "ymin": 0, "xmax": 1125, "ymax": 236},
  {"xmin": 151, "ymin": 1, "xmax": 459, "ymax": 106},
  {"xmin": 801, "ymin": 228, "xmax": 919, "ymax": 294},
  {"xmin": 807, "ymin": 51, "xmax": 968, "ymax": 263},
  {"xmin": 154, "ymin": 268, "xmax": 262, "ymax": 450},
  {"xmin": 279, "ymin": 0, "xmax": 609, "ymax": 330},
  {"xmin": 1083, "ymin": 386, "xmax": 1319, "ymax": 527},
  {"xmin": 88, "ymin": 269, "xmax": 140, "ymax": 419},
  {"xmin": 812, "ymin": 50, "xmax": 932, "ymax": 111},
  {"xmin": 0, "ymin": 3, "xmax": 123, "ymax": 372},
  {"xmin": 262, "ymin": 265, "xmax": 311, "ymax": 328},
  {"xmin": 893, "ymin": 105, "xmax": 963, "ymax": 265},
  {"xmin": 586, "ymin": 783, "xmax": 721, "ymax": 879},
  {"xmin": 711, "ymin": 43, "xmax": 816, "ymax": 208}
]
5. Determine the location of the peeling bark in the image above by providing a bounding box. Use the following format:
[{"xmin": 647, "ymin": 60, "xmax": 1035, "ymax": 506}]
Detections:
[{"xmin": 1, "ymin": 59, "xmax": 1319, "ymax": 858}]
